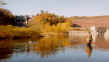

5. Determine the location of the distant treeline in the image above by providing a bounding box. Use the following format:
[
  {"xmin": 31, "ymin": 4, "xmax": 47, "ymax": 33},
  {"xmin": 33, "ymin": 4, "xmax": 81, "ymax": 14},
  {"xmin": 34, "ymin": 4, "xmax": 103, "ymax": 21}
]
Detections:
[
  {"xmin": 0, "ymin": 8, "xmax": 82, "ymax": 28},
  {"xmin": 0, "ymin": 8, "xmax": 32, "ymax": 27},
  {"xmin": 0, "ymin": 8, "xmax": 82, "ymax": 34}
]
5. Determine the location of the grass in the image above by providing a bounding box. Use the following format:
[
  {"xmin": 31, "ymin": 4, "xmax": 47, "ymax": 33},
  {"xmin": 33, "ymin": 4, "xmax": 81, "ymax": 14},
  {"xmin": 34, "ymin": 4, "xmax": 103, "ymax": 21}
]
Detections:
[{"xmin": 0, "ymin": 25, "xmax": 41, "ymax": 39}]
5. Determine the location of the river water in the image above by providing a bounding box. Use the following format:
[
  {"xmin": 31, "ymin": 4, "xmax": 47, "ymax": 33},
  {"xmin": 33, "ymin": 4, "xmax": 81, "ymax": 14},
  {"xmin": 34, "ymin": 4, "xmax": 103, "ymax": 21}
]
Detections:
[
  {"xmin": 1, "ymin": 0, "xmax": 109, "ymax": 62},
  {"xmin": 0, "ymin": 34, "xmax": 109, "ymax": 62}
]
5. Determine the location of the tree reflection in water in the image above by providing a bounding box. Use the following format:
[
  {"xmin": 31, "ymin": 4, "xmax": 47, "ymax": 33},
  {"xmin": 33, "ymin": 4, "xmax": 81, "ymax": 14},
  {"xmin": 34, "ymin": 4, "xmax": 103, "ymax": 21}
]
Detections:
[
  {"xmin": 34, "ymin": 35, "xmax": 72, "ymax": 57},
  {"xmin": 0, "ymin": 38, "xmax": 33, "ymax": 60},
  {"xmin": 0, "ymin": 39, "xmax": 13, "ymax": 60},
  {"xmin": 0, "ymin": 35, "xmax": 94, "ymax": 60},
  {"xmin": 1, "ymin": 34, "xmax": 109, "ymax": 61}
]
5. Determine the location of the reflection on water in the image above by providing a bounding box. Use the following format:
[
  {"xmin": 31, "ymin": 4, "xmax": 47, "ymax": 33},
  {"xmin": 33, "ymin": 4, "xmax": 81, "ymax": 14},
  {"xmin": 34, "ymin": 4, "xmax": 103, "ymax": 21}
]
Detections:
[
  {"xmin": 0, "ymin": 40, "xmax": 13, "ymax": 59},
  {"xmin": 85, "ymin": 40, "xmax": 93, "ymax": 58},
  {"xmin": 0, "ymin": 34, "xmax": 109, "ymax": 62}
]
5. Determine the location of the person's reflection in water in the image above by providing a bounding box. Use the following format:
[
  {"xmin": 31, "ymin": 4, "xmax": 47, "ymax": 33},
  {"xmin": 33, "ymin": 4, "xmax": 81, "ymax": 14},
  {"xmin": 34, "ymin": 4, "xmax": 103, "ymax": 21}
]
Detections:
[{"xmin": 85, "ymin": 34, "xmax": 93, "ymax": 58}]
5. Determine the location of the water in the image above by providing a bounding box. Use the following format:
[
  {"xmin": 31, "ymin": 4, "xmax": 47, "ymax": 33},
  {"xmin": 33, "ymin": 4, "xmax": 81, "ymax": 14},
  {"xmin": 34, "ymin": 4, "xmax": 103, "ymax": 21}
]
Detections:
[{"xmin": 0, "ymin": 34, "xmax": 109, "ymax": 62}]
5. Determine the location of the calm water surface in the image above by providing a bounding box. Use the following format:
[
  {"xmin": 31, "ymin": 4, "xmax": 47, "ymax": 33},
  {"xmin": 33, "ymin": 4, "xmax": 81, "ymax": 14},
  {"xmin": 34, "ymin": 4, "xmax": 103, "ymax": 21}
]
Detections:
[
  {"xmin": 0, "ymin": 35, "xmax": 109, "ymax": 62},
  {"xmin": 1, "ymin": 0, "xmax": 109, "ymax": 62}
]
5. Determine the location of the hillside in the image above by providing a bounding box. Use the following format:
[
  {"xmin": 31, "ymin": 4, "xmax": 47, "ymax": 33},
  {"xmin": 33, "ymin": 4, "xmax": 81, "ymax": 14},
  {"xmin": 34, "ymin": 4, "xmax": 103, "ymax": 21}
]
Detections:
[{"xmin": 72, "ymin": 16, "xmax": 109, "ymax": 28}]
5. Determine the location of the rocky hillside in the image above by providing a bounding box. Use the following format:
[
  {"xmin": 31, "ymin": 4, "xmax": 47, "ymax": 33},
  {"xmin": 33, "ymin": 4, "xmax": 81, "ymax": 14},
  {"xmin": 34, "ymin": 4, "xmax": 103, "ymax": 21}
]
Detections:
[{"xmin": 72, "ymin": 16, "xmax": 109, "ymax": 28}]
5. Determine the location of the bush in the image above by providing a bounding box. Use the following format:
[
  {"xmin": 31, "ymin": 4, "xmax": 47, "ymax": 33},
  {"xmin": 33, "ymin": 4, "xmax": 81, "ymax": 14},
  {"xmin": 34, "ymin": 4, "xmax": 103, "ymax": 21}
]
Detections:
[{"xmin": 28, "ymin": 11, "xmax": 71, "ymax": 34}]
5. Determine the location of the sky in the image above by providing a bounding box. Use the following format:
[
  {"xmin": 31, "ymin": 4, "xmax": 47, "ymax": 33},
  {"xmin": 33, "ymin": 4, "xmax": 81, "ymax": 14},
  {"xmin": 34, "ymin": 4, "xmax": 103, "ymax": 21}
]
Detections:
[{"xmin": 1, "ymin": 0, "xmax": 109, "ymax": 16}]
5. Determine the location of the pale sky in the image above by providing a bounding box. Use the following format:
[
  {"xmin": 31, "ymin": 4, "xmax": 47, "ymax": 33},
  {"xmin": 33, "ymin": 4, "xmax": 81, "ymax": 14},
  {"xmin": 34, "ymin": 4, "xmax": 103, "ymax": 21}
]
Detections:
[{"xmin": 1, "ymin": 0, "xmax": 109, "ymax": 16}]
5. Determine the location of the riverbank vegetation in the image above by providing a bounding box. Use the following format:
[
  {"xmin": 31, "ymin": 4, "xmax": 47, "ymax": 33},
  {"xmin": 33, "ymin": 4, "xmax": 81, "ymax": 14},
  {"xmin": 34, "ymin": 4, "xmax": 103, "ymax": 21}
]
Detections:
[
  {"xmin": 28, "ymin": 11, "xmax": 72, "ymax": 34},
  {"xmin": 0, "ymin": 25, "xmax": 41, "ymax": 39},
  {"xmin": 0, "ymin": 8, "xmax": 77, "ymax": 39}
]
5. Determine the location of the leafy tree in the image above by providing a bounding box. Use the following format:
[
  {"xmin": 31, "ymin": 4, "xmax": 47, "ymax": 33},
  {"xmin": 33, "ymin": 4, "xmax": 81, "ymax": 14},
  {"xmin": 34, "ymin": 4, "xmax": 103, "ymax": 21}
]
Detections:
[{"xmin": 0, "ymin": 8, "xmax": 15, "ymax": 25}]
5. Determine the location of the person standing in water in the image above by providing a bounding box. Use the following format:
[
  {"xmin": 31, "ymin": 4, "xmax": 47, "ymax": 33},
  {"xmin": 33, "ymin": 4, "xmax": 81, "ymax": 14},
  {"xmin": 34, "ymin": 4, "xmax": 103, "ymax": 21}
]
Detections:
[
  {"xmin": 89, "ymin": 26, "xmax": 98, "ymax": 43},
  {"xmin": 85, "ymin": 26, "xmax": 97, "ymax": 58}
]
